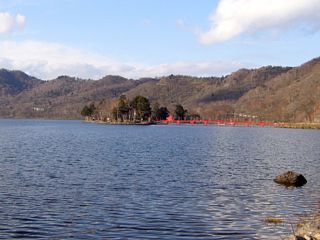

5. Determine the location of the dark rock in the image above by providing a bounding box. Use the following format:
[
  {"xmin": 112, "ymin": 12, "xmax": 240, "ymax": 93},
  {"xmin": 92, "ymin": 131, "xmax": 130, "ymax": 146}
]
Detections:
[
  {"xmin": 295, "ymin": 237, "xmax": 307, "ymax": 240},
  {"xmin": 274, "ymin": 171, "xmax": 307, "ymax": 187}
]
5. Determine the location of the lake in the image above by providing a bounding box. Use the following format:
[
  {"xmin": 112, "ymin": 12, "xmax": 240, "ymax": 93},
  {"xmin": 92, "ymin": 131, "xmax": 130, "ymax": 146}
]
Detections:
[{"xmin": 0, "ymin": 119, "xmax": 319, "ymax": 239}]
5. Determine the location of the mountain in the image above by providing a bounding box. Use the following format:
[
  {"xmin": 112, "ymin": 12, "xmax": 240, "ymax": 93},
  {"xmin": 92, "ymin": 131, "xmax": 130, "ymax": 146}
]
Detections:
[
  {"xmin": 0, "ymin": 57, "xmax": 319, "ymax": 122},
  {"xmin": 0, "ymin": 69, "xmax": 43, "ymax": 117},
  {"xmin": 7, "ymin": 75, "xmax": 141, "ymax": 119},
  {"xmin": 122, "ymin": 66, "xmax": 291, "ymax": 119},
  {"xmin": 0, "ymin": 69, "xmax": 42, "ymax": 96},
  {"xmin": 236, "ymin": 57, "xmax": 320, "ymax": 122}
]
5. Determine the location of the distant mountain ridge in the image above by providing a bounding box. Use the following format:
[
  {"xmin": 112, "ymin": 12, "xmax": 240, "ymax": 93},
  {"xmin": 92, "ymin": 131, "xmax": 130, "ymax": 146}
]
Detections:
[
  {"xmin": 0, "ymin": 69, "xmax": 43, "ymax": 95},
  {"xmin": 0, "ymin": 57, "xmax": 319, "ymax": 122}
]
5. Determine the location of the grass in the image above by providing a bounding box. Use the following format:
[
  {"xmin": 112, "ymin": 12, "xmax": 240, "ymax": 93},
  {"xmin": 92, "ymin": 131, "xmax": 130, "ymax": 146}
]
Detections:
[
  {"xmin": 265, "ymin": 217, "xmax": 284, "ymax": 224},
  {"xmin": 278, "ymin": 122, "xmax": 320, "ymax": 129}
]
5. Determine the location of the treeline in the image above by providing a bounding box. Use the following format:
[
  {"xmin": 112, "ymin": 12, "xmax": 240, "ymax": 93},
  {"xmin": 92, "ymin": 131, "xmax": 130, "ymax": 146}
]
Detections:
[{"xmin": 81, "ymin": 95, "xmax": 201, "ymax": 123}]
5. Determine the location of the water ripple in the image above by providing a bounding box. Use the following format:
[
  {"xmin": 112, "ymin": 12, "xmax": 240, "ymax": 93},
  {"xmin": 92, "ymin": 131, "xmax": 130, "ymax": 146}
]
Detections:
[{"xmin": 0, "ymin": 120, "xmax": 319, "ymax": 239}]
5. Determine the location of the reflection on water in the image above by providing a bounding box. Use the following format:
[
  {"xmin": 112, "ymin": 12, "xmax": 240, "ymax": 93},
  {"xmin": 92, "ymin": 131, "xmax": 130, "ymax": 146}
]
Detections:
[{"xmin": 0, "ymin": 119, "xmax": 319, "ymax": 239}]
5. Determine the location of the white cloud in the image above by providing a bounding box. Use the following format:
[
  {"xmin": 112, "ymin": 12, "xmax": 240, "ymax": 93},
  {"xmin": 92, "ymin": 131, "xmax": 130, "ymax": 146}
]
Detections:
[
  {"xmin": 0, "ymin": 40, "xmax": 245, "ymax": 79},
  {"xmin": 132, "ymin": 61, "xmax": 245, "ymax": 78},
  {"xmin": 199, "ymin": 0, "xmax": 320, "ymax": 44},
  {"xmin": 0, "ymin": 12, "xmax": 25, "ymax": 34}
]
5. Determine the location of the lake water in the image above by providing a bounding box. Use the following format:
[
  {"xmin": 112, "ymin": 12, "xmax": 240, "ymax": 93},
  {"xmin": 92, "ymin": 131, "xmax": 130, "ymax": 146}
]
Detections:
[{"xmin": 0, "ymin": 119, "xmax": 319, "ymax": 239}]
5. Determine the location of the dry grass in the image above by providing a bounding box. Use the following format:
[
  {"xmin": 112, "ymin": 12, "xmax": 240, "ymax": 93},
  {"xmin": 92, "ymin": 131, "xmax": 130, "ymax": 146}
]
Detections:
[
  {"xmin": 279, "ymin": 123, "xmax": 320, "ymax": 129},
  {"xmin": 265, "ymin": 217, "xmax": 284, "ymax": 224}
]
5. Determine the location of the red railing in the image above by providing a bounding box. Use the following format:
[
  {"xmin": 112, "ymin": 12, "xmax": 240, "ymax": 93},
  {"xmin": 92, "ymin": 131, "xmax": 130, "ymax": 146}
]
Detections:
[{"xmin": 154, "ymin": 119, "xmax": 277, "ymax": 127}]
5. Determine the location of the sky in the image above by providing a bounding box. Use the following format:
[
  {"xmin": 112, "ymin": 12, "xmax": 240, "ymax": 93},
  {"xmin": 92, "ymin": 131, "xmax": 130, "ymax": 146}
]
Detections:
[{"xmin": 0, "ymin": 0, "xmax": 320, "ymax": 80}]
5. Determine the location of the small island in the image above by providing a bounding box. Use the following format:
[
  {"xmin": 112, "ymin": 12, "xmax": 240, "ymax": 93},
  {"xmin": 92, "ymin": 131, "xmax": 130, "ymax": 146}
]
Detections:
[
  {"xmin": 82, "ymin": 94, "xmax": 312, "ymax": 127},
  {"xmin": 80, "ymin": 95, "xmax": 200, "ymax": 125}
]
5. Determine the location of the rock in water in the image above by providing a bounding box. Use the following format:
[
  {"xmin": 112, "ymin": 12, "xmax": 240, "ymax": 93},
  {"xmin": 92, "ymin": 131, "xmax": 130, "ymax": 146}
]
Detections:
[{"xmin": 274, "ymin": 171, "xmax": 307, "ymax": 187}]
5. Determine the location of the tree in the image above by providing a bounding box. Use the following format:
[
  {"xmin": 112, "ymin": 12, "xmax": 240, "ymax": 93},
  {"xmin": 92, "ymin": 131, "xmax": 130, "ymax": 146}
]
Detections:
[
  {"xmin": 81, "ymin": 105, "xmax": 91, "ymax": 117},
  {"xmin": 117, "ymin": 95, "xmax": 130, "ymax": 121},
  {"xmin": 89, "ymin": 103, "xmax": 96, "ymax": 114},
  {"xmin": 158, "ymin": 107, "xmax": 169, "ymax": 120},
  {"xmin": 152, "ymin": 103, "xmax": 170, "ymax": 120},
  {"xmin": 112, "ymin": 107, "xmax": 119, "ymax": 121},
  {"xmin": 81, "ymin": 103, "xmax": 96, "ymax": 117},
  {"xmin": 152, "ymin": 102, "xmax": 160, "ymax": 120},
  {"xmin": 186, "ymin": 113, "xmax": 201, "ymax": 120},
  {"xmin": 174, "ymin": 104, "xmax": 186, "ymax": 120},
  {"xmin": 130, "ymin": 95, "xmax": 151, "ymax": 121}
]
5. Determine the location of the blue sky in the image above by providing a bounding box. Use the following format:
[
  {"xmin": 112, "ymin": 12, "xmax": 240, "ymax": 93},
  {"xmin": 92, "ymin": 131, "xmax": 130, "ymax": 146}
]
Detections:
[{"xmin": 0, "ymin": 0, "xmax": 320, "ymax": 79}]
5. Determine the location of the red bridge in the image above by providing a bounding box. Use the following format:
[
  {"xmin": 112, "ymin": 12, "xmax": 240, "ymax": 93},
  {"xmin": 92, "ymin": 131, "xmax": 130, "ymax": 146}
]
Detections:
[{"xmin": 154, "ymin": 115, "xmax": 277, "ymax": 127}]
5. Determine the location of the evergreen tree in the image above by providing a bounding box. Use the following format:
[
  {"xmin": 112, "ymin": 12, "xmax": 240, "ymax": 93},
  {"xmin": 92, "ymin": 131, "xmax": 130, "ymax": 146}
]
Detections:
[
  {"xmin": 130, "ymin": 95, "xmax": 151, "ymax": 121},
  {"xmin": 158, "ymin": 107, "xmax": 169, "ymax": 120},
  {"xmin": 152, "ymin": 103, "xmax": 169, "ymax": 120},
  {"xmin": 81, "ymin": 105, "xmax": 91, "ymax": 117},
  {"xmin": 81, "ymin": 103, "xmax": 96, "ymax": 117},
  {"xmin": 174, "ymin": 104, "xmax": 186, "ymax": 120},
  {"xmin": 152, "ymin": 102, "xmax": 160, "ymax": 120},
  {"xmin": 117, "ymin": 95, "xmax": 130, "ymax": 121}
]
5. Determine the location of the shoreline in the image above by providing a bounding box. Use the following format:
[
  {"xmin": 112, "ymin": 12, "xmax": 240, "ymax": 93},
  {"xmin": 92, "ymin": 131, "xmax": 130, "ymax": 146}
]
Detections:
[
  {"xmin": 285, "ymin": 213, "xmax": 320, "ymax": 240},
  {"xmin": 85, "ymin": 120, "xmax": 155, "ymax": 125},
  {"xmin": 277, "ymin": 122, "xmax": 320, "ymax": 129},
  {"xmin": 84, "ymin": 119, "xmax": 320, "ymax": 129},
  {"xmin": 1, "ymin": 118, "xmax": 319, "ymax": 129}
]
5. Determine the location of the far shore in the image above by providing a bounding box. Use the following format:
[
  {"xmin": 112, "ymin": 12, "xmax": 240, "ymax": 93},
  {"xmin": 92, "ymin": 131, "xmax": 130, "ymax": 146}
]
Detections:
[
  {"xmin": 278, "ymin": 122, "xmax": 320, "ymax": 129},
  {"xmin": 84, "ymin": 119, "xmax": 320, "ymax": 129},
  {"xmin": 85, "ymin": 119, "xmax": 155, "ymax": 125}
]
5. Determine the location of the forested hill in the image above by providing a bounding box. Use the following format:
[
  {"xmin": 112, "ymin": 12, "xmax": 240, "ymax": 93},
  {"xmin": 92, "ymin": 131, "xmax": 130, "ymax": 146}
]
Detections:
[
  {"xmin": 1, "ymin": 57, "xmax": 320, "ymax": 122},
  {"xmin": 0, "ymin": 69, "xmax": 43, "ymax": 95}
]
